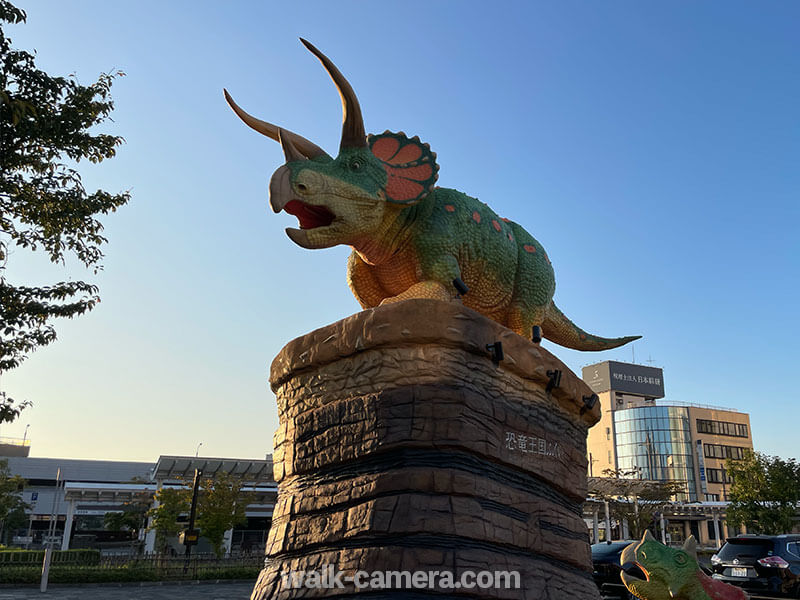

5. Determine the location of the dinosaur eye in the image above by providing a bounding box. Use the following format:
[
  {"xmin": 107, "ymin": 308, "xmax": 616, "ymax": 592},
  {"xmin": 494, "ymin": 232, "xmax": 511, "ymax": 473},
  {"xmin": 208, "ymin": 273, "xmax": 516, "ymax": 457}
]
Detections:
[{"xmin": 350, "ymin": 160, "xmax": 362, "ymax": 171}]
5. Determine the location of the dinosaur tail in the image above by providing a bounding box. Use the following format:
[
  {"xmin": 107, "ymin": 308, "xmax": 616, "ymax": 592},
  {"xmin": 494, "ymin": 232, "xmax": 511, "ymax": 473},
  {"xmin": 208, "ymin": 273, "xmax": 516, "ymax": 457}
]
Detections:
[{"xmin": 542, "ymin": 302, "xmax": 641, "ymax": 351}]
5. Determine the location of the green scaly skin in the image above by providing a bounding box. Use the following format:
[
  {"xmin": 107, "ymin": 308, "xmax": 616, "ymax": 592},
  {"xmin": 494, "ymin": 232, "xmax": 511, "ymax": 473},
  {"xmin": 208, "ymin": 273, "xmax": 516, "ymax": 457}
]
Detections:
[{"xmin": 620, "ymin": 532, "xmax": 749, "ymax": 600}]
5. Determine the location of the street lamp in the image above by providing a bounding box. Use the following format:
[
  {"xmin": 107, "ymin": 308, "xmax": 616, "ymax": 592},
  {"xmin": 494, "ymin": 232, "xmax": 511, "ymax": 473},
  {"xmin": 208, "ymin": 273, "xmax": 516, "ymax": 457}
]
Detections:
[{"xmin": 195, "ymin": 442, "xmax": 203, "ymax": 458}]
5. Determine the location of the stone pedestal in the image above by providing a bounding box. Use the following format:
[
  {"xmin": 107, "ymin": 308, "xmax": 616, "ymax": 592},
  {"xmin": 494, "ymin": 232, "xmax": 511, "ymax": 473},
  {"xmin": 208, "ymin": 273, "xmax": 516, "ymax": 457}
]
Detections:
[{"xmin": 251, "ymin": 299, "xmax": 601, "ymax": 600}]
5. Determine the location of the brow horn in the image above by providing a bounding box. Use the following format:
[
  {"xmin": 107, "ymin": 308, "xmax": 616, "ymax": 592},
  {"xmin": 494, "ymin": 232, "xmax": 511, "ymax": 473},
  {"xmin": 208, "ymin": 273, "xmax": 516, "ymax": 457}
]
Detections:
[
  {"xmin": 223, "ymin": 89, "xmax": 329, "ymax": 160},
  {"xmin": 299, "ymin": 38, "xmax": 367, "ymax": 151}
]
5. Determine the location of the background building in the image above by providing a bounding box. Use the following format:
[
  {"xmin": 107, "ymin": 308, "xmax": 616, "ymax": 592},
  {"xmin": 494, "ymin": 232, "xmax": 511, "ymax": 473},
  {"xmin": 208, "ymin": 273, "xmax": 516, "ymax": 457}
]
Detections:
[
  {"xmin": 583, "ymin": 360, "xmax": 753, "ymax": 545},
  {"xmin": 1, "ymin": 453, "xmax": 276, "ymax": 554},
  {"xmin": 584, "ymin": 360, "xmax": 753, "ymax": 502}
]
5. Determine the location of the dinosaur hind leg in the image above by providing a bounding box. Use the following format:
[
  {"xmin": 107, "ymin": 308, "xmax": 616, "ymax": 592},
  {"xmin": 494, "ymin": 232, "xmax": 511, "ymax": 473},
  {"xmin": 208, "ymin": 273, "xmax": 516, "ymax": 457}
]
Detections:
[{"xmin": 506, "ymin": 304, "xmax": 546, "ymax": 340}]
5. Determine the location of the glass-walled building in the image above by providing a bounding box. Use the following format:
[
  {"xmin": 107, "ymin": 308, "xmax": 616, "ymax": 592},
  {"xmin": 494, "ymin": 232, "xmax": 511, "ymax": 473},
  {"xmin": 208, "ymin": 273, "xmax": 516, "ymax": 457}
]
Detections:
[
  {"xmin": 584, "ymin": 360, "xmax": 753, "ymax": 506},
  {"xmin": 613, "ymin": 405, "xmax": 697, "ymax": 501}
]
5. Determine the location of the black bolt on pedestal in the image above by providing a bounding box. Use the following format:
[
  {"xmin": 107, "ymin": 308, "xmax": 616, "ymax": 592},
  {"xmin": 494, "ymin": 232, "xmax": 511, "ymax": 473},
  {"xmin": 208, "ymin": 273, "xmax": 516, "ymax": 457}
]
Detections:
[
  {"xmin": 580, "ymin": 393, "xmax": 599, "ymax": 415},
  {"xmin": 486, "ymin": 341, "xmax": 504, "ymax": 364},
  {"xmin": 546, "ymin": 369, "xmax": 562, "ymax": 393}
]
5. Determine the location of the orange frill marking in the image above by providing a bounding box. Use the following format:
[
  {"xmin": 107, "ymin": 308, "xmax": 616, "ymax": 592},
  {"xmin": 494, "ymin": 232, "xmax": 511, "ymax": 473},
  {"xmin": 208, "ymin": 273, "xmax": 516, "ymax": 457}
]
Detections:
[{"xmin": 371, "ymin": 136, "xmax": 400, "ymax": 162}]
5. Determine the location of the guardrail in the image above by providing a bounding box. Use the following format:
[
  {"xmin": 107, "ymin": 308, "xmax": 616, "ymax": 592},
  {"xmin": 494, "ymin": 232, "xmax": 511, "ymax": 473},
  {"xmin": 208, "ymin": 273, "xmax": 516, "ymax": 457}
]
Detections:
[
  {"xmin": 0, "ymin": 436, "xmax": 31, "ymax": 446},
  {"xmin": 659, "ymin": 400, "xmax": 739, "ymax": 413}
]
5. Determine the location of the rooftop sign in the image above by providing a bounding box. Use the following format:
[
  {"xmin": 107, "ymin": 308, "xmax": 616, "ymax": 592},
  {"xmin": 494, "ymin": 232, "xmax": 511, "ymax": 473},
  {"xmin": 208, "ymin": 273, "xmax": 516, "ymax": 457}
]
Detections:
[{"xmin": 582, "ymin": 361, "xmax": 665, "ymax": 398}]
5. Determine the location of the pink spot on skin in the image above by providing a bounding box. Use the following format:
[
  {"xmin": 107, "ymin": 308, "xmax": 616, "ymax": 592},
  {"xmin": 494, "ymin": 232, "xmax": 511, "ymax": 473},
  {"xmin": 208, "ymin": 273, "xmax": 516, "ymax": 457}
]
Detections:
[
  {"xmin": 472, "ymin": 211, "xmax": 481, "ymax": 224},
  {"xmin": 492, "ymin": 220, "xmax": 501, "ymax": 232},
  {"xmin": 524, "ymin": 244, "xmax": 536, "ymax": 253},
  {"xmin": 501, "ymin": 217, "xmax": 511, "ymax": 223},
  {"xmin": 445, "ymin": 204, "xmax": 455, "ymax": 212},
  {"xmin": 507, "ymin": 233, "xmax": 513, "ymax": 241},
  {"xmin": 699, "ymin": 570, "xmax": 749, "ymax": 600}
]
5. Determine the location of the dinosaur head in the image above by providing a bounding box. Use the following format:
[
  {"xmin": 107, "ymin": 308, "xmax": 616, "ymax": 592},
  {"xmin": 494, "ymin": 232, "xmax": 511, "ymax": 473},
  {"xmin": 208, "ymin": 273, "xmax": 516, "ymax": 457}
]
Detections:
[
  {"xmin": 620, "ymin": 532, "xmax": 705, "ymax": 600},
  {"xmin": 225, "ymin": 39, "xmax": 438, "ymax": 250}
]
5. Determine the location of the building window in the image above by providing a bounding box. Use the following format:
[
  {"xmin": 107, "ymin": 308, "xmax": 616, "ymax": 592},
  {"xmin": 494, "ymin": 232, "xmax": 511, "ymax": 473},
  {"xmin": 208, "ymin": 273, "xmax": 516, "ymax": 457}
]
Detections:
[
  {"xmin": 706, "ymin": 468, "xmax": 733, "ymax": 484},
  {"xmin": 704, "ymin": 493, "xmax": 720, "ymax": 501},
  {"xmin": 608, "ymin": 450, "xmax": 612, "ymax": 463},
  {"xmin": 696, "ymin": 419, "xmax": 749, "ymax": 438},
  {"xmin": 703, "ymin": 443, "xmax": 749, "ymax": 461},
  {"xmin": 606, "ymin": 427, "xmax": 611, "ymax": 440}
]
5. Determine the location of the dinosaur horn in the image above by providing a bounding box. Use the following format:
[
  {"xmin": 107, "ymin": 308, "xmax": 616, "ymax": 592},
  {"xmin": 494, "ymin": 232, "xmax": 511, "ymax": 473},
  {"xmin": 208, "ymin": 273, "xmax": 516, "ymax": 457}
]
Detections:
[
  {"xmin": 223, "ymin": 89, "xmax": 329, "ymax": 160},
  {"xmin": 299, "ymin": 38, "xmax": 367, "ymax": 151},
  {"xmin": 278, "ymin": 129, "xmax": 306, "ymax": 163}
]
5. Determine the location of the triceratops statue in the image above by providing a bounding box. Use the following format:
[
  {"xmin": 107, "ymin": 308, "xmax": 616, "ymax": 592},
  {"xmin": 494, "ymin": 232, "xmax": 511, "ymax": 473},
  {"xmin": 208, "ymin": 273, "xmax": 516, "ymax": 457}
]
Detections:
[
  {"xmin": 621, "ymin": 532, "xmax": 749, "ymax": 600},
  {"xmin": 226, "ymin": 39, "xmax": 640, "ymax": 351}
]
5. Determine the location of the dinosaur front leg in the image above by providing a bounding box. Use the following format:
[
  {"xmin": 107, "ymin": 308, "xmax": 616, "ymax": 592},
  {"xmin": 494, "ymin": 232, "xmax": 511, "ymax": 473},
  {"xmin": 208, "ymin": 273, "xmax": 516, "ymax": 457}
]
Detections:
[
  {"xmin": 347, "ymin": 251, "xmax": 388, "ymax": 308},
  {"xmin": 379, "ymin": 280, "xmax": 452, "ymax": 305},
  {"xmin": 379, "ymin": 254, "xmax": 461, "ymax": 305}
]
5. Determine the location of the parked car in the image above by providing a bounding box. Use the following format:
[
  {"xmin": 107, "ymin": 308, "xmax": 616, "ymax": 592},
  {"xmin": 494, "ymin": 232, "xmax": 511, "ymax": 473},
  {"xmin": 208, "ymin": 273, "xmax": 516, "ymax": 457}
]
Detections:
[
  {"xmin": 592, "ymin": 540, "xmax": 644, "ymax": 599},
  {"xmin": 710, "ymin": 534, "xmax": 800, "ymax": 597}
]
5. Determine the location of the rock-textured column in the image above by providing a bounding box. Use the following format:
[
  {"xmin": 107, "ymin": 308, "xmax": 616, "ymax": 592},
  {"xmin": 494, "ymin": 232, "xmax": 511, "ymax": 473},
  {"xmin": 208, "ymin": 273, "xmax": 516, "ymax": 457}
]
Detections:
[{"xmin": 252, "ymin": 299, "xmax": 602, "ymax": 600}]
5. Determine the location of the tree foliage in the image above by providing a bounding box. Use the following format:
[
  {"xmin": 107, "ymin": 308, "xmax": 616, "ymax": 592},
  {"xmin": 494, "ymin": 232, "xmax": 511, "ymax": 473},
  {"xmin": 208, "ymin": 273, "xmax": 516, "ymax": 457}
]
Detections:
[
  {"xmin": 104, "ymin": 491, "xmax": 150, "ymax": 538},
  {"xmin": 0, "ymin": 458, "xmax": 28, "ymax": 543},
  {"xmin": 0, "ymin": 0, "xmax": 130, "ymax": 420},
  {"xmin": 589, "ymin": 467, "xmax": 684, "ymax": 539},
  {"xmin": 146, "ymin": 486, "xmax": 190, "ymax": 554},
  {"xmin": 196, "ymin": 473, "xmax": 252, "ymax": 558},
  {"xmin": 726, "ymin": 451, "xmax": 800, "ymax": 535}
]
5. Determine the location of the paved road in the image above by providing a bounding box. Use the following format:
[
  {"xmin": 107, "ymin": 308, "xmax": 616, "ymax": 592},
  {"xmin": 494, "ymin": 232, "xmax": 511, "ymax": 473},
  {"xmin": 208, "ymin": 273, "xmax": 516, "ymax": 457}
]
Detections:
[{"xmin": 0, "ymin": 581, "xmax": 254, "ymax": 600}]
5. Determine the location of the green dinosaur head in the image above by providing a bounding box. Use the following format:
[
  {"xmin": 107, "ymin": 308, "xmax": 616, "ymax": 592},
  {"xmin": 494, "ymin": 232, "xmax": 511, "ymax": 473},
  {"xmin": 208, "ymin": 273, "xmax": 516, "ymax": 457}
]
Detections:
[
  {"xmin": 620, "ymin": 531, "xmax": 708, "ymax": 600},
  {"xmin": 225, "ymin": 39, "xmax": 439, "ymax": 250}
]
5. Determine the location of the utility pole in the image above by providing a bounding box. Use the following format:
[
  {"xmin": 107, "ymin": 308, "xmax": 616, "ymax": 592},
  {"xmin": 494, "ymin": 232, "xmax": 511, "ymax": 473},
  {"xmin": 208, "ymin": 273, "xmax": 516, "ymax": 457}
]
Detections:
[
  {"xmin": 41, "ymin": 467, "xmax": 61, "ymax": 592},
  {"xmin": 182, "ymin": 469, "xmax": 203, "ymax": 574}
]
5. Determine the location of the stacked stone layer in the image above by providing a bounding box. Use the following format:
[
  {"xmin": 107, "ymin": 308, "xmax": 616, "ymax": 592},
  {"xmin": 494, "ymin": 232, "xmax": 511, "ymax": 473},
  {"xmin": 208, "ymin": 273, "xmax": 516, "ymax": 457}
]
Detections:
[{"xmin": 251, "ymin": 299, "xmax": 601, "ymax": 600}]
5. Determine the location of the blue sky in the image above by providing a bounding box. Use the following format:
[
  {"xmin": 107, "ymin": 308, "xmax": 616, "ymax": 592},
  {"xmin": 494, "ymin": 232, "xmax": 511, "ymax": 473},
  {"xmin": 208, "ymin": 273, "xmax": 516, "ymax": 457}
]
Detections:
[{"xmin": 2, "ymin": 1, "xmax": 798, "ymax": 462}]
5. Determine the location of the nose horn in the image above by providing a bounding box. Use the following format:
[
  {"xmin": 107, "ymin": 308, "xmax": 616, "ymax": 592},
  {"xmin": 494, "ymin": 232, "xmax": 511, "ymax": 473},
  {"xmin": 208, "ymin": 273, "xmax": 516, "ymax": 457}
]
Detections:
[{"xmin": 279, "ymin": 129, "xmax": 306, "ymax": 163}]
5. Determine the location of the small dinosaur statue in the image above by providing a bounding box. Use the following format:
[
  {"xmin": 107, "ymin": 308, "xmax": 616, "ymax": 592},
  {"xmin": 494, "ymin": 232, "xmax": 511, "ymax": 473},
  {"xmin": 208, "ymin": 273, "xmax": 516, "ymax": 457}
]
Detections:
[
  {"xmin": 225, "ymin": 39, "xmax": 640, "ymax": 351},
  {"xmin": 621, "ymin": 531, "xmax": 749, "ymax": 600}
]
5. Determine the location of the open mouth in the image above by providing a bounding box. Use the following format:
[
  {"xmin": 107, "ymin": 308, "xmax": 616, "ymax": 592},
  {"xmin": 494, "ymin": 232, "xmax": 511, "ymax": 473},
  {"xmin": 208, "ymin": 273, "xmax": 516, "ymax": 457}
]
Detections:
[
  {"xmin": 284, "ymin": 199, "xmax": 335, "ymax": 230},
  {"xmin": 620, "ymin": 561, "xmax": 649, "ymax": 583}
]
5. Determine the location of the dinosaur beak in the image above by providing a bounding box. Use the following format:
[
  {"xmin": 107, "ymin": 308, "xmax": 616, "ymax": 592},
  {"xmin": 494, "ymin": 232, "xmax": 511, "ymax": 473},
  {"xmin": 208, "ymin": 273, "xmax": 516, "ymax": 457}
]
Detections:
[
  {"xmin": 620, "ymin": 541, "xmax": 638, "ymax": 569},
  {"xmin": 269, "ymin": 165, "xmax": 292, "ymax": 213},
  {"xmin": 300, "ymin": 38, "xmax": 367, "ymax": 151}
]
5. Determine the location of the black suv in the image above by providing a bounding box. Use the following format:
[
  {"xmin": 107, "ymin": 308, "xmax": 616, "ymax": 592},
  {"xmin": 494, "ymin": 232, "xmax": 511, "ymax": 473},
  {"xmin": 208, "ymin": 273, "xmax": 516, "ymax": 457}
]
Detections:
[
  {"xmin": 592, "ymin": 541, "xmax": 643, "ymax": 599},
  {"xmin": 710, "ymin": 535, "xmax": 800, "ymax": 597}
]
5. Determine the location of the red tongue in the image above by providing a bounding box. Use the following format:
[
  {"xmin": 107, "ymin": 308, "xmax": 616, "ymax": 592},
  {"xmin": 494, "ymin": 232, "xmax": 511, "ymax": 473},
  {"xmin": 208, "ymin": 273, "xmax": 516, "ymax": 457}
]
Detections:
[{"xmin": 283, "ymin": 200, "xmax": 335, "ymax": 229}]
